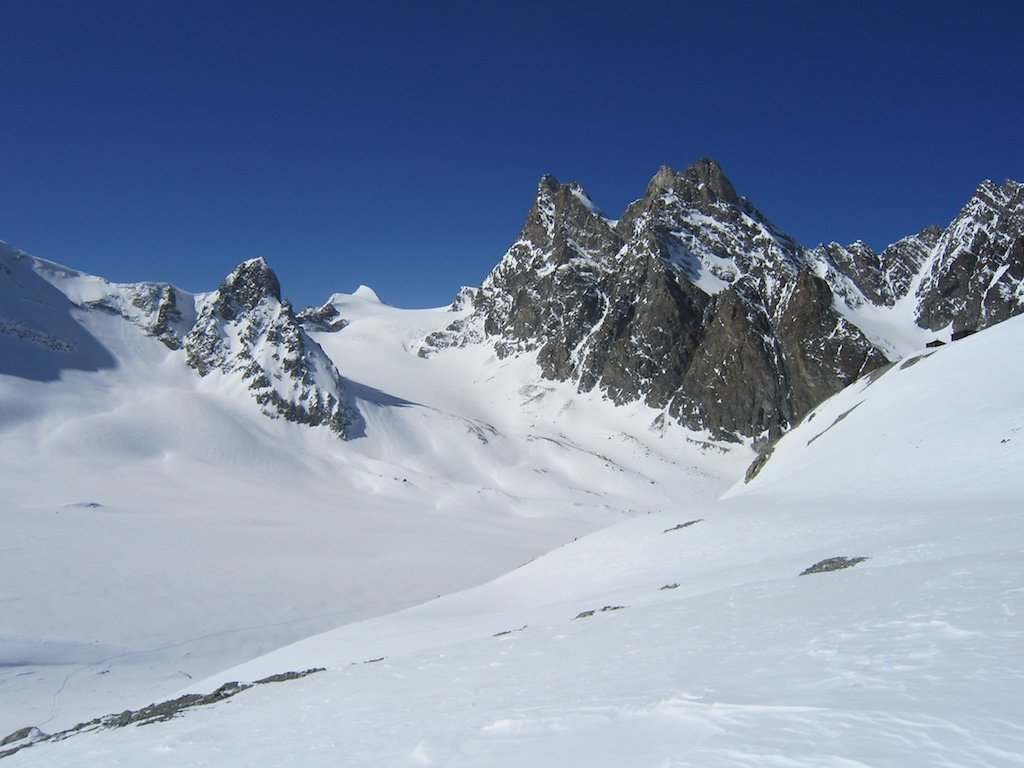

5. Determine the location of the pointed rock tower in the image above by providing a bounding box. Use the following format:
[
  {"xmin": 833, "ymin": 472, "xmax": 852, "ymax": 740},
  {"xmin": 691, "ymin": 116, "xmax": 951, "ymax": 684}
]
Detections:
[{"xmin": 185, "ymin": 258, "xmax": 360, "ymax": 437}]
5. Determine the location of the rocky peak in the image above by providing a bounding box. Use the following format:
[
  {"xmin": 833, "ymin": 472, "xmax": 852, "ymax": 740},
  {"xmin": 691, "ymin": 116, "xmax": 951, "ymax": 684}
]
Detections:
[
  {"xmin": 915, "ymin": 176, "xmax": 1024, "ymax": 333},
  {"xmin": 537, "ymin": 173, "xmax": 561, "ymax": 196},
  {"xmin": 514, "ymin": 174, "xmax": 614, "ymax": 260},
  {"xmin": 644, "ymin": 158, "xmax": 740, "ymax": 206},
  {"xmin": 430, "ymin": 160, "xmax": 883, "ymax": 440},
  {"xmin": 916, "ymin": 224, "xmax": 944, "ymax": 247},
  {"xmin": 184, "ymin": 260, "xmax": 360, "ymax": 438},
  {"xmin": 209, "ymin": 257, "xmax": 282, "ymax": 320},
  {"xmin": 425, "ymin": 162, "xmax": 1024, "ymax": 441}
]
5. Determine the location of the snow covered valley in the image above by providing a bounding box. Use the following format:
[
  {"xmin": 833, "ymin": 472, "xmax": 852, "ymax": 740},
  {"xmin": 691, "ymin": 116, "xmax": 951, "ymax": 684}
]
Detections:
[{"xmin": 2, "ymin": 249, "xmax": 1023, "ymax": 765}]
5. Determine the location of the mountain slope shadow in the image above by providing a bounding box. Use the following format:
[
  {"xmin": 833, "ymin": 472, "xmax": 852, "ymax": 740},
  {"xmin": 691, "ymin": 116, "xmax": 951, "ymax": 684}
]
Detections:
[
  {"xmin": 339, "ymin": 378, "xmax": 419, "ymax": 439},
  {"xmin": 0, "ymin": 245, "xmax": 116, "ymax": 381}
]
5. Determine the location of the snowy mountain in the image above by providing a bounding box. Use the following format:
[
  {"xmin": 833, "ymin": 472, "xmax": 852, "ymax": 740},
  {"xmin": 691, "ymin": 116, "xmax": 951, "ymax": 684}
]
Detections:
[
  {"xmin": 6, "ymin": 311, "xmax": 1022, "ymax": 766},
  {"xmin": 2, "ymin": 160, "xmax": 1023, "ymax": 765},
  {"xmin": 0, "ymin": 241, "xmax": 748, "ymax": 740},
  {"xmin": 183, "ymin": 257, "xmax": 360, "ymax": 437},
  {"xmin": 428, "ymin": 160, "xmax": 1024, "ymax": 441}
]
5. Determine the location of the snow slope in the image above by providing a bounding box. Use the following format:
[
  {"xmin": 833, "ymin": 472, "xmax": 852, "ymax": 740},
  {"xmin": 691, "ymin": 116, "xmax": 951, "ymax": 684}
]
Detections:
[
  {"xmin": 0, "ymin": 252, "xmax": 748, "ymax": 736},
  {"xmin": 7, "ymin": 315, "xmax": 1022, "ymax": 765}
]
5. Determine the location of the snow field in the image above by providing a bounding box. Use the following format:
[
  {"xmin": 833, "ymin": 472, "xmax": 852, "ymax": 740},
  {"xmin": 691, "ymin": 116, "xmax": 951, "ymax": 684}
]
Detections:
[
  {"xmin": 4, "ymin": 250, "xmax": 1022, "ymax": 765},
  {"xmin": 0, "ymin": 280, "xmax": 747, "ymax": 736}
]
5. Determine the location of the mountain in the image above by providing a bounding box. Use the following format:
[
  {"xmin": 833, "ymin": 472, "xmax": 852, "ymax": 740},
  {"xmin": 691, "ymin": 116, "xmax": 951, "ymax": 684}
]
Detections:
[
  {"xmin": 0, "ymin": 248, "xmax": 359, "ymax": 437},
  {"xmin": 2, "ymin": 160, "xmax": 1023, "ymax": 763},
  {"xmin": 0, "ymin": 243, "xmax": 748, "ymax": 738},
  {"xmin": 7, "ymin": 312, "xmax": 1022, "ymax": 766},
  {"xmin": 426, "ymin": 160, "xmax": 1024, "ymax": 442},
  {"xmin": 182, "ymin": 258, "xmax": 360, "ymax": 437},
  {"xmin": 817, "ymin": 179, "xmax": 1024, "ymax": 334},
  {"xmin": 0, "ymin": 242, "xmax": 118, "ymax": 380}
]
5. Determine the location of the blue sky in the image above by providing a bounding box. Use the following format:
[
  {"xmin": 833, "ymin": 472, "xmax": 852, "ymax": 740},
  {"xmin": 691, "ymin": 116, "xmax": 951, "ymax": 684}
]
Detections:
[{"xmin": 2, "ymin": 1, "xmax": 1022, "ymax": 309}]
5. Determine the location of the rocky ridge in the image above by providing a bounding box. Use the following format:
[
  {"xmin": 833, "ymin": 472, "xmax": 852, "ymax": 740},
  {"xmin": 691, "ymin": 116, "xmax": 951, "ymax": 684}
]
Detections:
[
  {"xmin": 183, "ymin": 259, "xmax": 360, "ymax": 437},
  {"xmin": 425, "ymin": 160, "xmax": 886, "ymax": 439},
  {"xmin": 424, "ymin": 159, "xmax": 1024, "ymax": 440},
  {"xmin": 27, "ymin": 255, "xmax": 360, "ymax": 438}
]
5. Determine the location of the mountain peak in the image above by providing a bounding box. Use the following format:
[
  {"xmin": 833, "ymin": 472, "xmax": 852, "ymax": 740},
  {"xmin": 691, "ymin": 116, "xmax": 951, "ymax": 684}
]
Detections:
[
  {"xmin": 645, "ymin": 158, "xmax": 739, "ymax": 206},
  {"xmin": 185, "ymin": 260, "xmax": 359, "ymax": 437},
  {"xmin": 647, "ymin": 164, "xmax": 677, "ymax": 193},
  {"xmin": 353, "ymin": 285, "xmax": 383, "ymax": 303},
  {"xmin": 218, "ymin": 258, "xmax": 282, "ymax": 312},
  {"xmin": 537, "ymin": 174, "xmax": 562, "ymax": 195}
]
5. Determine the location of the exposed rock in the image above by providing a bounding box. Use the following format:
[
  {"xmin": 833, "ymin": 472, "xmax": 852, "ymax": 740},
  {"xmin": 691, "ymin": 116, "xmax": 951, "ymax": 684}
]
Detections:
[
  {"xmin": 430, "ymin": 160, "xmax": 891, "ymax": 439},
  {"xmin": 663, "ymin": 519, "xmax": 703, "ymax": 533},
  {"xmin": 799, "ymin": 556, "xmax": 869, "ymax": 576},
  {"xmin": 916, "ymin": 180, "xmax": 1024, "ymax": 333},
  {"xmin": 0, "ymin": 668, "xmax": 325, "ymax": 760},
  {"xmin": 431, "ymin": 162, "xmax": 1024, "ymax": 443},
  {"xmin": 776, "ymin": 270, "xmax": 887, "ymax": 420},
  {"xmin": 184, "ymin": 258, "xmax": 360, "ymax": 437},
  {"xmin": 84, "ymin": 283, "xmax": 192, "ymax": 349},
  {"xmin": 476, "ymin": 174, "xmax": 620, "ymax": 366},
  {"xmin": 812, "ymin": 226, "xmax": 939, "ymax": 309},
  {"xmin": 645, "ymin": 157, "xmax": 740, "ymax": 206},
  {"xmin": 573, "ymin": 605, "xmax": 627, "ymax": 620},
  {"xmin": 297, "ymin": 301, "xmax": 349, "ymax": 332},
  {"xmin": 672, "ymin": 283, "xmax": 788, "ymax": 438}
]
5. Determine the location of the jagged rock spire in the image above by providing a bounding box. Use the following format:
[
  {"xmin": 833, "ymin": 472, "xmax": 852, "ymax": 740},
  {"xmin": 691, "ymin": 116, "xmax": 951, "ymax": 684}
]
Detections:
[
  {"xmin": 645, "ymin": 158, "xmax": 740, "ymax": 206},
  {"xmin": 184, "ymin": 259, "xmax": 360, "ymax": 438},
  {"xmin": 429, "ymin": 159, "xmax": 886, "ymax": 440},
  {"xmin": 208, "ymin": 257, "xmax": 282, "ymax": 320}
]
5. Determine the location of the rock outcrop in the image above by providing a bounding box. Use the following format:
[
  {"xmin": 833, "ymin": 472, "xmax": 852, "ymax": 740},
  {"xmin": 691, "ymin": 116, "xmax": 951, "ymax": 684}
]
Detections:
[
  {"xmin": 427, "ymin": 159, "xmax": 888, "ymax": 440},
  {"xmin": 914, "ymin": 179, "xmax": 1024, "ymax": 333},
  {"xmin": 184, "ymin": 258, "xmax": 360, "ymax": 437}
]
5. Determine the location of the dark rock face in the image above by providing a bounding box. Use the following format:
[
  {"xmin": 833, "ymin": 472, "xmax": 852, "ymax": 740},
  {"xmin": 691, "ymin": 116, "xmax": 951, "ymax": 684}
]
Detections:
[
  {"xmin": 646, "ymin": 158, "xmax": 740, "ymax": 206},
  {"xmin": 776, "ymin": 270, "xmax": 888, "ymax": 420},
  {"xmin": 430, "ymin": 160, "xmax": 887, "ymax": 439},
  {"xmin": 297, "ymin": 301, "xmax": 349, "ymax": 333},
  {"xmin": 671, "ymin": 283, "xmax": 786, "ymax": 438},
  {"xmin": 83, "ymin": 283, "xmax": 192, "ymax": 350},
  {"xmin": 184, "ymin": 258, "xmax": 360, "ymax": 437},
  {"xmin": 811, "ymin": 228, "xmax": 939, "ymax": 310},
  {"xmin": 473, "ymin": 174, "xmax": 620, "ymax": 368},
  {"xmin": 915, "ymin": 180, "xmax": 1024, "ymax": 333},
  {"xmin": 430, "ymin": 161, "xmax": 1024, "ymax": 440},
  {"xmin": 815, "ymin": 181, "xmax": 1024, "ymax": 337},
  {"xmin": 799, "ymin": 556, "xmax": 868, "ymax": 576}
]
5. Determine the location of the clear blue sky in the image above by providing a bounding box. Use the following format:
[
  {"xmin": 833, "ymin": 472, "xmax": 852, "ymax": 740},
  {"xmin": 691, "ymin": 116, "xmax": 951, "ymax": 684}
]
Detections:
[{"xmin": 2, "ymin": 1, "xmax": 1021, "ymax": 309}]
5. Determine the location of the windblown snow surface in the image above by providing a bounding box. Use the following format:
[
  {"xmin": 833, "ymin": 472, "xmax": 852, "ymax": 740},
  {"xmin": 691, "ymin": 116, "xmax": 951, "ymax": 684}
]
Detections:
[
  {"xmin": 5, "ymin": 277, "xmax": 1023, "ymax": 764},
  {"xmin": 0, "ymin": 253, "xmax": 748, "ymax": 742}
]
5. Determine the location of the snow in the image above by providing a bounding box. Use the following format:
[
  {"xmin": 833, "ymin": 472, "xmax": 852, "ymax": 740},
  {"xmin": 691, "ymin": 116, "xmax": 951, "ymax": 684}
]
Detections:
[
  {"xmin": 352, "ymin": 284, "xmax": 383, "ymax": 303},
  {"xmin": 734, "ymin": 314, "xmax": 1024, "ymax": 503},
  {"xmin": 0, "ymin": 249, "xmax": 748, "ymax": 739},
  {"xmin": 3, "ymin": 247, "xmax": 1023, "ymax": 766},
  {"xmin": 568, "ymin": 183, "xmax": 610, "ymax": 222},
  {"xmin": 831, "ymin": 292, "xmax": 944, "ymax": 359}
]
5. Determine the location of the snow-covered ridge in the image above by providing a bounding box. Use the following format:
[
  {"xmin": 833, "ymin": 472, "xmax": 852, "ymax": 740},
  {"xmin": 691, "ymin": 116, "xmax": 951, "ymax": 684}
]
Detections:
[
  {"xmin": 4, "ymin": 248, "xmax": 362, "ymax": 438},
  {"xmin": 430, "ymin": 160, "xmax": 1024, "ymax": 441}
]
